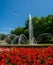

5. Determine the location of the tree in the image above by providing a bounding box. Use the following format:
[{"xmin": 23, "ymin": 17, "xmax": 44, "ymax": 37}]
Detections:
[
  {"xmin": 11, "ymin": 27, "xmax": 24, "ymax": 35},
  {"xmin": 0, "ymin": 34, "xmax": 7, "ymax": 40}
]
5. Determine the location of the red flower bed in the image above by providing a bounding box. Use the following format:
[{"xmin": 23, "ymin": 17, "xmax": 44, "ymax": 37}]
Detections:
[{"xmin": 0, "ymin": 46, "xmax": 53, "ymax": 65}]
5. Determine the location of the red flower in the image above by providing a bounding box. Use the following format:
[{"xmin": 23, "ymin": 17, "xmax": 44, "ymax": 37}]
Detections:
[{"xmin": 0, "ymin": 46, "xmax": 52, "ymax": 65}]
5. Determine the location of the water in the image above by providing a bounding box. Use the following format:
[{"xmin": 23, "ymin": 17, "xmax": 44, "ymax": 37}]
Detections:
[
  {"xmin": 1, "ymin": 32, "xmax": 53, "ymax": 44},
  {"xmin": 0, "ymin": 14, "xmax": 37, "ymax": 44},
  {"xmin": 29, "ymin": 14, "xmax": 34, "ymax": 44},
  {"xmin": 36, "ymin": 33, "xmax": 53, "ymax": 43},
  {"xmin": 11, "ymin": 36, "xmax": 19, "ymax": 44},
  {"xmin": 18, "ymin": 34, "xmax": 28, "ymax": 44},
  {"xmin": 17, "ymin": 14, "xmax": 37, "ymax": 44}
]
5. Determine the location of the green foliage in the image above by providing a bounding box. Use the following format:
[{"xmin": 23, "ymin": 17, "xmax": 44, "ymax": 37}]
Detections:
[
  {"xmin": 10, "ymin": 27, "xmax": 24, "ymax": 35},
  {"xmin": 0, "ymin": 34, "xmax": 7, "ymax": 40}
]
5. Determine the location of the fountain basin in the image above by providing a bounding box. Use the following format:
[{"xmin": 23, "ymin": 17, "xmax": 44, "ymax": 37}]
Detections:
[{"xmin": 0, "ymin": 44, "xmax": 53, "ymax": 47}]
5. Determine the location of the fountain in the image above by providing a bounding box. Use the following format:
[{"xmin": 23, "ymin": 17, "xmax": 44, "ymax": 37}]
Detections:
[
  {"xmin": 0, "ymin": 14, "xmax": 53, "ymax": 48},
  {"xmin": 18, "ymin": 34, "xmax": 28, "ymax": 44},
  {"xmin": 36, "ymin": 33, "xmax": 53, "ymax": 43},
  {"xmin": 0, "ymin": 14, "xmax": 53, "ymax": 46},
  {"xmin": 0, "ymin": 14, "xmax": 37, "ymax": 45},
  {"xmin": 29, "ymin": 14, "xmax": 34, "ymax": 44},
  {"xmin": 17, "ymin": 14, "xmax": 37, "ymax": 44}
]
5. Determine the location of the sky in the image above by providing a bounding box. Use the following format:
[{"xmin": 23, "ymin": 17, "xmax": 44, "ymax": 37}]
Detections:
[{"xmin": 0, "ymin": 0, "xmax": 53, "ymax": 34}]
